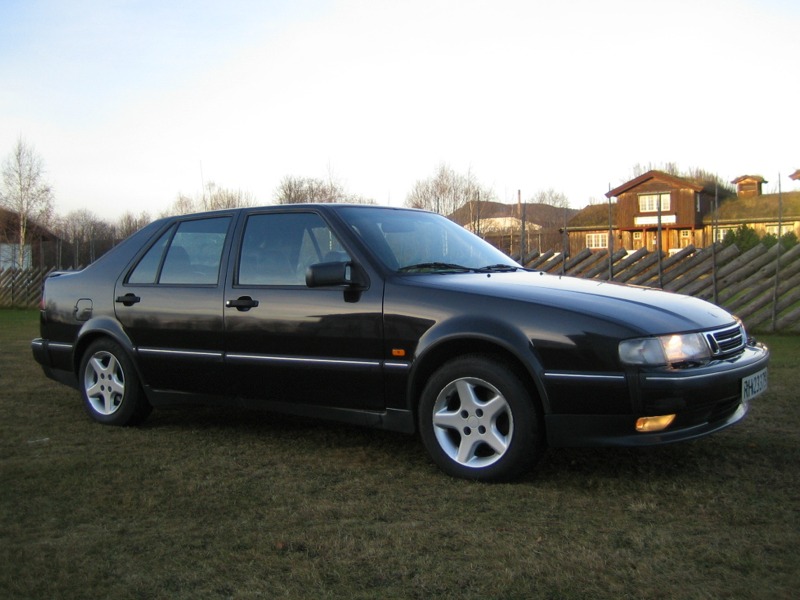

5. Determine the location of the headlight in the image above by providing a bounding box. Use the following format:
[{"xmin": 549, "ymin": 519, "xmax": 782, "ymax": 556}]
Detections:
[{"xmin": 619, "ymin": 333, "xmax": 710, "ymax": 367}]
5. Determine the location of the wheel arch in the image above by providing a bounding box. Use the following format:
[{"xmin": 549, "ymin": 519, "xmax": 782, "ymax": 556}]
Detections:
[
  {"xmin": 407, "ymin": 318, "xmax": 550, "ymax": 422},
  {"xmin": 73, "ymin": 317, "xmax": 142, "ymax": 382}
]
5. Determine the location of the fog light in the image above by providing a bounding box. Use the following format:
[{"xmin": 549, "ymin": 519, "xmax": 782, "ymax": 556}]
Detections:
[{"xmin": 635, "ymin": 414, "xmax": 676, "ymax": 432}]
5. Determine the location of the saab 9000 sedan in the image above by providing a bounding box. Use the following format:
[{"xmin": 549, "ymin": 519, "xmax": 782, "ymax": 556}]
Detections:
[{"xmin": 32, "ymin": 204, "xmax": 769, "ymax": 481}]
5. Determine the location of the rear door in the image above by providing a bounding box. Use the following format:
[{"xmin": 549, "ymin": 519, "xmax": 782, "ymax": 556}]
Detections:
[
  {"xmin": 223, "ymin": 209, "xmax": 385, "ymax": 410},
  {"xmin": 114, "ymin": 215, "xmax": 233, "ymax": 397}
]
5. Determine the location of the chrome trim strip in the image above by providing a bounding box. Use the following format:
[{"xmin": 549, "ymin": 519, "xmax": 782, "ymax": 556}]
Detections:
[
  {"xmin": 645, "ymin": 361, "xmax": 762, "ymax": 382},
  {"xmin": 384, "ymin": 361, "xmax": 410, "ymax": 370},
  {"xmin": 138, "ymin": 348, "xmax": 223, "ymax": 358},
  {"xmin": 46, "ymin": 342, "xmax": 73, "ymax": 350},
  {"xmin": 226, "ymin": 353, "xmax": 381, "ymax": 368},
  {"xmin": 543, "ymin": 372, "xmax": 626, "ymax": 382}
]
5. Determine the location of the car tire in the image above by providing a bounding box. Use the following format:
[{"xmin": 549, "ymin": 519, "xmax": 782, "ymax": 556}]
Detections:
[
  {"xmin": 418, "ymin": 354, "xmax": 543, "ymax": 482},
  {"xmin": 79, "ymin": 338, "xmax": 151, "ymax": 426}
]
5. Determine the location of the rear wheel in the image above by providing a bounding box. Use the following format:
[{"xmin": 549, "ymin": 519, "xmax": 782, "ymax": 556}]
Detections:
[
  {"xmin": 419, "ymin": 354, "xmax": 542, "ymax": 481},
  {"xmin": 79, "ymin": 339, "xmax": 151, "ymax": 426}
]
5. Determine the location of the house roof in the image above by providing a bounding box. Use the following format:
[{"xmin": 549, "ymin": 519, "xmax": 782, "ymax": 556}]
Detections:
[
  {"xmin": 702, "ymin": 191, "xmax": 800, "ymax": 225},
  {"xmin": 0, "ymin": 207, "xmax": 58, "ymax": 241},
  {"xmin": 606, "ymin": 170, "xmax": 705, "ymax": 198},
  {"xmin": 731, "ymin": 175, "xmax": 767, "ymax": 184},
  {"xmin": 449, "ymin": 200, "xmax": 577, "ymax": 227},
  {"xmin": 567, "ymin": 203, "xmax": 618, "ymax": 229}
]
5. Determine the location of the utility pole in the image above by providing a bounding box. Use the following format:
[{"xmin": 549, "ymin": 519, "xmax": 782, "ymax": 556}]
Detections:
[
  {"xmin": 712, "ymin": 184, "xmax": 719, "ymax": 305},
  {"xmin": 519, "ymin": 190, "xmax": 526, "ymax": 261},
  {"xmin": 656, "ymin": 194, "xmax": 663, "ymax": 288},
  {"xmin": 607, "ymin": 183, "xmax": 614, "ymax": 281},
  {"xmin": 772, "ymin": 174, "xmax": 784, "ymax": 332}
]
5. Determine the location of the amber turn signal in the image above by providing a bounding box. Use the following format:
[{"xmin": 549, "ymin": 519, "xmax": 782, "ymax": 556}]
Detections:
[{"xmin": 635, "ymin": 414, "xmax": 676, "ymax": 432}]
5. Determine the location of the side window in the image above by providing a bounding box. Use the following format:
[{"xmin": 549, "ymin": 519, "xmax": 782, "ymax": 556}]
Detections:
[
  {"xmin": 127, "ymin": 217, "xmax": 231, "ymax": 285},
  {"xmin": 128, "ymin": 226, "xmax": 173, "ymax": 284},
  {"xmin": 238, "ymin": 213, "xmax": 349, "ymax": 286}
]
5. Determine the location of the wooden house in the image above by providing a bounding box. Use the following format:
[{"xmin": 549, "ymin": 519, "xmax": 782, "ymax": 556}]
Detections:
[
  {"xmin": 568, "ymin": 169, "xmax": 798, "ymax": 256},
  {"xmin": 731, "ymin": 175, "xmax": 767, "ymax": 198},
  {"xmin": 602, "ymin": 170, "xmax": 720, "ymax": 253},
  {"xmin": 702, "ymin": 188, "xmax": 800, "ymax": 243},
  {"xmin": 0, "ymin": 207, "xmax": 59, "ymax": 269}
]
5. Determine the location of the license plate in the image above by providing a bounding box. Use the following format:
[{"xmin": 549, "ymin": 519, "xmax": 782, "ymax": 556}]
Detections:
[{"xmin": 742, "ymin": 368, "xmax": 768, "ymax": 401}]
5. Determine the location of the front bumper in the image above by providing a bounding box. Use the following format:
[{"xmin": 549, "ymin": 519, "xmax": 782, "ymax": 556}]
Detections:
[{"xmin": 545, "ymin": 342, "xmax": 769, "ymax": 448}]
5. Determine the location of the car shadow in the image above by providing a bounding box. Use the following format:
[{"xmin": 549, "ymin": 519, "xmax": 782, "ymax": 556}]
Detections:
[{"xmin": 137, "ymin": 405, "xmax": 758, "ymax": 485}]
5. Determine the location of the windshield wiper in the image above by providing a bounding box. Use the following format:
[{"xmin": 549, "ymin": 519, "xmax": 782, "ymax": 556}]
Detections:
[
  {"xmin": 475, "ymin": 264, "xmax": 524, "ymax": 272},
  {"xmin": 398, "ymin": 262, "xmax": 473, "ymax": 273}
]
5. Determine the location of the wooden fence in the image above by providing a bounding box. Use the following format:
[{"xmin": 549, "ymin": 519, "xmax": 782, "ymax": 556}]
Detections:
[
  {"xmin": 518, "ymin": 242, "xmax": 800, "ymax": 333},
  {"xmin": 0, "ymin": 267, "xmax": 51, "ymax": 310},
  {"xmin": 3, "ymin": 242, "xmax": 800, "ymax": 332}
]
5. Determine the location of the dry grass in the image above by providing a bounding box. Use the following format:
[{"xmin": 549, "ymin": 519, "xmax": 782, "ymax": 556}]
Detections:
[{"xmin": 1, "ymin": 309, "xmax": 798, "ymax": 599}]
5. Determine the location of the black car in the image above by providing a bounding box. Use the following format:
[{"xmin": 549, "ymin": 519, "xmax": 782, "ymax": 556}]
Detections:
[{"xmin": 32, "ymin": 204, "xmax": 769, "ymax": 481}]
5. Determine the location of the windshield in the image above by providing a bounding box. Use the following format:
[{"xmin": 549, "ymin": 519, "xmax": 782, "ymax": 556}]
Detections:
[{"xmin": 338, "ymin": 207, "xmax": 519, "ymax": 273}]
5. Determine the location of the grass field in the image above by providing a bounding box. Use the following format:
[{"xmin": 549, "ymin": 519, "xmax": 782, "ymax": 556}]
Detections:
[{"xmin": 1, "ymin": 309, "xmax": 798, "ymax": 599}]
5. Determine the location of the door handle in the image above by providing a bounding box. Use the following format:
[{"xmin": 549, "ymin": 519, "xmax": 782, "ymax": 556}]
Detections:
[
  {"xmin": 226, "ymin": 296, "xmax": 259, "ymax": 311},
  {"xmin": 115, "ymin": 293, "xmax": 141, "ymax": 306}
]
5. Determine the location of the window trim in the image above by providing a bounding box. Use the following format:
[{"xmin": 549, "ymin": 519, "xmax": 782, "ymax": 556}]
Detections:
[
  {"xmin": 585, "ymin": 233, "xmax": 608, "ymax": 249},
  {"xmin": 638, "ymin": 192, "xmax": 671, "ymax": 213}
]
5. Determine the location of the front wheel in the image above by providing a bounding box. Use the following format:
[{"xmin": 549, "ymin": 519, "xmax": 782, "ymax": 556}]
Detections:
[
  {"xmin": 79, "ymin": 339, "xmax": 151, "ymax": 426},
  {"xmin": 418, "ymin": 354, "xmax": 543, "ymax": 481}
]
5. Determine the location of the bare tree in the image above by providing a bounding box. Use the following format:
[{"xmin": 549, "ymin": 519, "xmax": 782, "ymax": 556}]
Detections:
[
  {"xmin": 406, "ymin": 163, "xmax": 460, "ymax": 215},
  {"xmin": 408, "ymin": 164, "xmax": 495, "ymax": 227},
  {"xmin": 0, "ymin": 138, "xmax": 54, "ymax": 268},
  {"xmin": 164, "ymin": 182, "xmax": 255, "ymax": 217},
  {"xmin": 200, "ymin": 181, "xmax": 255, "ymax": 211},
  {"xmin": 166, "ymin": 193, "xmax": 197, "ymax": 216},
  {"xmin": 61, "ymin": 209, "xmax": 106, "ymax": 266},
  {"xmin": 274, "ymin": 175, "xmax": 373, "ymax": 204},
  {"xmin": 117, "ymin": 211, "xmax": 152, "ymax": 239},
  {"xmin": 405, "ymin": 163, "xmax": 486, "ymax": 216}
]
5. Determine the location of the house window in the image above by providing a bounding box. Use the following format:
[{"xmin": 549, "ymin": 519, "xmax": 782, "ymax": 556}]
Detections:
[
  {"xmin": 586, "ymin": 233, "xmax": 608, "ymax": 249},
  {"xmin": 0, "ymin": 243, "xmax": 32, "ymax": 269},
  {"xmin": 714, "ymin": 227, "xmax": 735, "ymax": 243},
  {"xmin": 638, "ymin": 192, "xmax": 671, "ymax": 213},
  {"xmin": 764, "ymin": 224, "xmax": 785, "ymax": 236}
]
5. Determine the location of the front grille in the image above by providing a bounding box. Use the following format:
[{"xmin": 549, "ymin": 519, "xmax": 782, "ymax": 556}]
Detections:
[{"xmin": 705, "ymin": 323, "xmax": 746, "ymax": 357}]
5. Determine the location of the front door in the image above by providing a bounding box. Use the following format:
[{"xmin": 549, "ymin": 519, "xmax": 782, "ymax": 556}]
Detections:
[{"xmin": 224, "ymin": 210, "xmax": 385, "ymax": 411}]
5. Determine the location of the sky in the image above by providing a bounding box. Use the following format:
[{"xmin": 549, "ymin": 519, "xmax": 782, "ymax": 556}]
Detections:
[{"xmin": 1, "ymin": 0, "xmax": 798, "ymax": 221}]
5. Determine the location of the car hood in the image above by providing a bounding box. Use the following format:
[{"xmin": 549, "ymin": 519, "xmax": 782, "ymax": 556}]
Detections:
[{"xmin": 404, "ymin": 271, "xmax": 736, "ymax": 335}]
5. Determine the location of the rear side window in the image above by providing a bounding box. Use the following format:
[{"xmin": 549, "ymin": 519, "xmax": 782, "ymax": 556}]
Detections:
[{"xmin": 128, "ymin": 217, "xmax": 231, "ymax": 285}]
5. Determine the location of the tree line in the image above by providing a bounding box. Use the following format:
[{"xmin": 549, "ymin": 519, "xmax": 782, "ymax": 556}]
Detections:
[{"xmin": 2, "ymin": 138, "xmax": 575, "ymax": 269}]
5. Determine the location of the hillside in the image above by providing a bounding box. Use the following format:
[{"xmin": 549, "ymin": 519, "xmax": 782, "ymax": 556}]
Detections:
[{"xmin": 449, "ymin": 200, "xmax": 577, "ymax": 228}]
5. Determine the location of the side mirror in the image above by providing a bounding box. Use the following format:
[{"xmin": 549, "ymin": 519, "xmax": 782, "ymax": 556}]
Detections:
[{"xmin": 305, "ymin": 261, "xmax": 364, "ymax": 288}]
